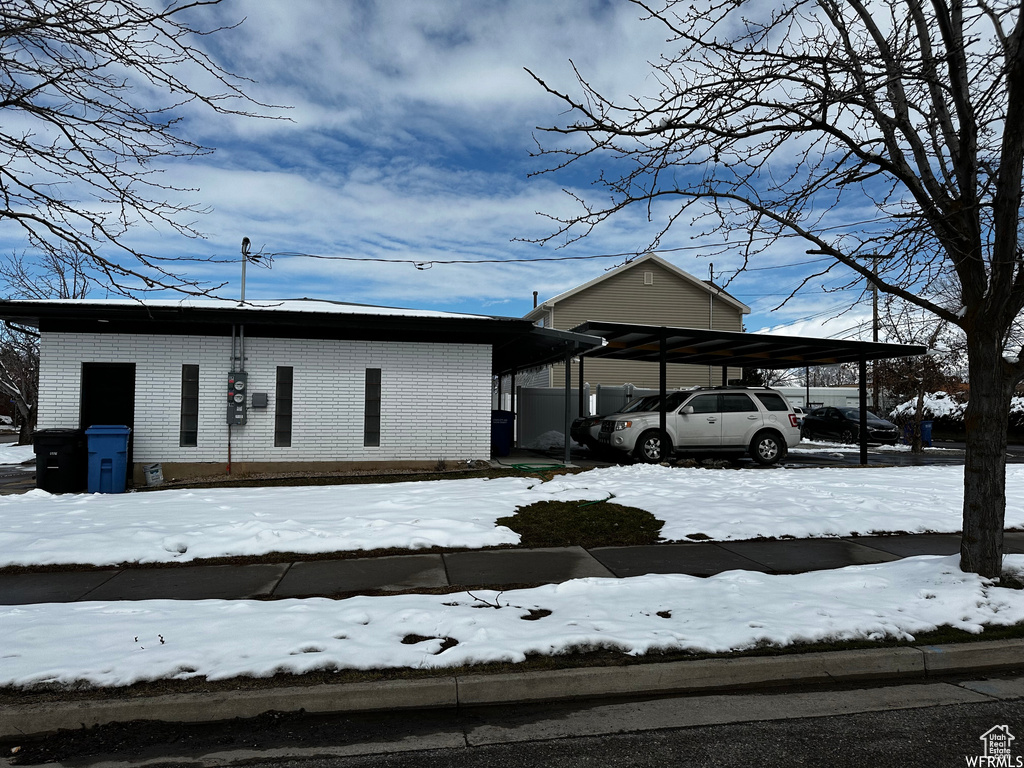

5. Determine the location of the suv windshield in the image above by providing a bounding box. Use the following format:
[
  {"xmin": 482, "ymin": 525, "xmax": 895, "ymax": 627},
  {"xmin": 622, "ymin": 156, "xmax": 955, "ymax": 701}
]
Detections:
[
  {"xmin": 620, "ymin": 395, "xmax": 661, "ymax": 413},
  {"xmin": 619, "ymin": 392, "xmax": 690, "ymax": 413}
]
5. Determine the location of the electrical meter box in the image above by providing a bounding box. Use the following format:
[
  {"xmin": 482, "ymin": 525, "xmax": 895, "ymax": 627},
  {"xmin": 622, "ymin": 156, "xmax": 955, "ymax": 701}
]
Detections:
[{"xmin": 227, "ymin": 371, "xmax": 248, "ymax": 425}]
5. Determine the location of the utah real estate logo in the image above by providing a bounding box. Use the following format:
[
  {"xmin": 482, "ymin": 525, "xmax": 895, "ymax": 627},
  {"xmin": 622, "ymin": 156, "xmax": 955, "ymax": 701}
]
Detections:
[{"xmin": 966, "ymin": 725, "xmax": 1022, "ymax": 767}]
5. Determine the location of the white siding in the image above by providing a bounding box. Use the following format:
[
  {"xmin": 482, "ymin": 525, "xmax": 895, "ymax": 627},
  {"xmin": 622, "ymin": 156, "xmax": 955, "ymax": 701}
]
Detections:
[{"xmin": 38, "ymin": 332, "xmax": 492, "ymax": 463}]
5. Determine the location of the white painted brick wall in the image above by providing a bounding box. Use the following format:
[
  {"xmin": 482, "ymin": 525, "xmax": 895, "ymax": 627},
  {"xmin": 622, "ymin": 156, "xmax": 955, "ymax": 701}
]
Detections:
[{"xmin": 38, "ymin": 332, "xmax": 493, "ymax": 462}]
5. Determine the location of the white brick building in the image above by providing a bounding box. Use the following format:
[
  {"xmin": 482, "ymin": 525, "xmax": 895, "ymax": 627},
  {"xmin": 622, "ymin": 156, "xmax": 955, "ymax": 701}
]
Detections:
[{"xmin": 4, "ymin": 298, "xmax": 597, "ymax": 483}]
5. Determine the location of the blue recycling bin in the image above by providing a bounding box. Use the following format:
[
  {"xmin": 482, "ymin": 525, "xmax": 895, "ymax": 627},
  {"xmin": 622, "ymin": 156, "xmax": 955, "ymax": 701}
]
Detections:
[
  {"xmin": 86, "ymin": 425, "xmax": 131, "ymax": 494},
  {"xmin": 901, "ymin": 420, "xmax": 933, "ymax": 447}
]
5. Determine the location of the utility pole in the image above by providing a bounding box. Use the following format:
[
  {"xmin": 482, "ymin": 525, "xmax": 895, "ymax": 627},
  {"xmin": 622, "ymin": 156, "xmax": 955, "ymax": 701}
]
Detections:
[
  {"xmin": 872, "ymin": 255, "xmax": 879, "ymax": 411},
  {"xmin": 240, "ymin": 237, "xmax": 252, "ymax": 303}
]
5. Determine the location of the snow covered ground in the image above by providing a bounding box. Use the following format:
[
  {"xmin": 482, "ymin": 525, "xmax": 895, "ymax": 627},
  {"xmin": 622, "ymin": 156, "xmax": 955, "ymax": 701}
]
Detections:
[
  {"xmin": 789, "ymin": 438, "xmax": 958, "ymax": 454},
  {"xmin": 4, "ymin": 461, "xmax": 1024, "ymax": 689},
  {"xmin": 2, "ymin": 464, "xmax": 1022, "ymax": 567},
  {"xmin": 0, "ymin": 442, "xmax": 34, "ymax": 466},
  {"xmin": 4, "ymin": 555, "xmax": 1024, "ymax": 688}
]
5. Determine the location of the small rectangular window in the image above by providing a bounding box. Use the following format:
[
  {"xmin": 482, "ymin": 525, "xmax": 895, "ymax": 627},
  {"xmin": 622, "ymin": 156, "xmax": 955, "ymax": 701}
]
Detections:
[
  {"xmin": 755, "ymin": 392, "xmax": 790, "ymax": 412},
  {"xmin": 179, "ymin": 364, "xmax": 199, "ymax": 447},
  {"xmin": 364, "ymin": 368, "xmax": 381, "ymax": 447},
  {"xmin": 275, "ymin": 366, "xmax": 293, "ymax": 447},
  {"xmin": 722, "ymin": 393, "xmax": 758, "ymax": 413}
]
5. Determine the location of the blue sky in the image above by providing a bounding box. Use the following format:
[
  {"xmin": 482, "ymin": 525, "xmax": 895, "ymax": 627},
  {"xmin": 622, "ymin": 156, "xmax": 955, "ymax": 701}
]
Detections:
[{"xmin": 4, "ymin": 0, "xmax": 875, "ymax": 339}]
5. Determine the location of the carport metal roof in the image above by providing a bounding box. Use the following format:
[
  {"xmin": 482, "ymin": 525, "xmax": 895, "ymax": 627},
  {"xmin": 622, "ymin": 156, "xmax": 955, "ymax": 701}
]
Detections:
[
  {"xmin": 555, "ymin": 321, "xmax": 927, "ymax": 466},
  {"xmin": 569, "ymin": 321, "xmax": 927, "ymax": 368}
]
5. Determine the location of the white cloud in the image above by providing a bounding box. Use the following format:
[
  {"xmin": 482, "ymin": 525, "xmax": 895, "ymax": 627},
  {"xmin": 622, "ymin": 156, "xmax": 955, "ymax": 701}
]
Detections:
[{"xmin": 0, "ymin": 0, "xmax": 900, "ymax": 333}]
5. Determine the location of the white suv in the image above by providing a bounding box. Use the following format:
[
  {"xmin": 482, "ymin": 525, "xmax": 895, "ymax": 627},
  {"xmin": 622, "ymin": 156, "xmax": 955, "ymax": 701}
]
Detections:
[{"xmin": 597, "ymin": 387, "xmax": 801, "ymax": 466}]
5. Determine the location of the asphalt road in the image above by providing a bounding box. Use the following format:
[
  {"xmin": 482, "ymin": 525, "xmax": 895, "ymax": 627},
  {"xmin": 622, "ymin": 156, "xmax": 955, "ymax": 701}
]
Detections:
[
  {"xmin": 6, "ymin": 674, "xmax": 1022, "ymax": 767},
  {"xmin": 283, "ymin": 700, "xmax": 1024, "ymax": 768}
]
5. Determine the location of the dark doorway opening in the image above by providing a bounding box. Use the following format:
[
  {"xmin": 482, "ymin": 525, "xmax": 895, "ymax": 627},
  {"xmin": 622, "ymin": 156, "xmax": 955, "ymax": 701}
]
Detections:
[{"xmin": 80, "ymin": 363, "xmax": 136, "ymax": 485}]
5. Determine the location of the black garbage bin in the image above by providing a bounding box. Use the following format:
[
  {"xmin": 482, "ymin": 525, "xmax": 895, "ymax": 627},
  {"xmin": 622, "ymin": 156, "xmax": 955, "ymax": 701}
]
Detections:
[
  {"xmin": 491, "ymin": 410, "xmax": 514, "ymax": 457},
  {"xmin": 33, "ymin": 428, "xmax": 87, "ymax": 493}
]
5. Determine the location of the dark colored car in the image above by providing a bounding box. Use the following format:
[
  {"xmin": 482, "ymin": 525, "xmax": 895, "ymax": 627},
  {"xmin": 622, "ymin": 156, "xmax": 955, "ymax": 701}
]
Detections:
[
  {"xmin": 570, "ymin": 395, "xmax": 663, "ymax": 451},
  {"xmin": 800, "ymin": 406, "xmax": 900, "ymax": 445}
]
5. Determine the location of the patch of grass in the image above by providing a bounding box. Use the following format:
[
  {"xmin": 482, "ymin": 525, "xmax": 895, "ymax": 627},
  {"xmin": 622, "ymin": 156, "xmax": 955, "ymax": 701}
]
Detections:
[
  {"xmin": 1000, "ymin": 571, "xmax": 1024, "ymax": 590},
  {"xmin": 496, "ymin": 499, "xmax": 664, "ymax": 549}
]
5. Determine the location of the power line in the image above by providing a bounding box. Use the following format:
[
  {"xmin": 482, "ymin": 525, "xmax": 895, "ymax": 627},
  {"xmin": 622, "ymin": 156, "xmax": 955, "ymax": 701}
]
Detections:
[
  {"xmin": 263, "ymin": 248, "xmax": 834, "ymax": 272},
  {"xmin": 267, "ymin": 250, "xmax": 642, "ymax": 269},
  {"xmin": 253, "ymin": 210, "xmax": 898, "ymax": 271}
]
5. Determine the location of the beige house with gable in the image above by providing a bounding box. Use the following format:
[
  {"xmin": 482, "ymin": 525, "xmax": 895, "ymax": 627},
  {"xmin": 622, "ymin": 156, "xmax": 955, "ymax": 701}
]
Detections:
[{"xmin": 521, "ymin": 253, "xmax": 750, "ymax": 389}]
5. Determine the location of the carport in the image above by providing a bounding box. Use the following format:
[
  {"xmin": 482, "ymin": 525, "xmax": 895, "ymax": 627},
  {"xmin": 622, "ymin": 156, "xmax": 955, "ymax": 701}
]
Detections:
[{"xmin": 561, "ymin": 322, "xmax": 927, "ymax": 465}]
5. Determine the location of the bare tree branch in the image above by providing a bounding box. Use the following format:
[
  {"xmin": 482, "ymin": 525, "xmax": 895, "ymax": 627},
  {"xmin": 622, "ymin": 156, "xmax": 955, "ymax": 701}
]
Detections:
[
  {"xmin": 0, "ymin": 0, "xmax": 285, "ymax": 296},
  {"xmin": 528, "ymin": 0, "xmax": 1024, "ymax": 577}
]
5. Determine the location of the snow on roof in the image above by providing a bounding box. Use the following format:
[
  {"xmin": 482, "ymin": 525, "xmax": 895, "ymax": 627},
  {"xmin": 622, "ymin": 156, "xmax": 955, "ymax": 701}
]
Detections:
[{"xmin": 5, "ymin": 297, "xmax": 498, "ymax": 321}]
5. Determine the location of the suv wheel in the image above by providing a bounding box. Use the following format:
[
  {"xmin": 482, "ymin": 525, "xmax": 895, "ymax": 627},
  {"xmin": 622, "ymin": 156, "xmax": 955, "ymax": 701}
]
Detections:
[
  {"xmin": 635, "ymin": 430, "xmax": 668, "ymax": 463},
  {"xmin": 750, "ymin": 430, "xmax": 786, "ymax": 466}
]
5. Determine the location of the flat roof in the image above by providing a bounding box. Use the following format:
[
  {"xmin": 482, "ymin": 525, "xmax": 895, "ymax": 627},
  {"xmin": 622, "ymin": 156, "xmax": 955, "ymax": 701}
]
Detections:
[
  {"xmin": 570, "ymin": 321, "xmax": 927, "ymax": 368},
  {"xmin": 0, "ymin": 298, "xmax": 603, "ymax": 374}
]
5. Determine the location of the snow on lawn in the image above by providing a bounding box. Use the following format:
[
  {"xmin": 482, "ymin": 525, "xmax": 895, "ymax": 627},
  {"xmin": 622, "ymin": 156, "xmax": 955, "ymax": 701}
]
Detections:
[
  {"xmin": 540, "ymin": 464, "xmax": 1024, "ymax": 541},
  {"xmin": 3, "ymin": 555, "xmax": 1023, "ymax": 688},
  {"xmin": 0, "ymin": 442, "xmax": 34, "ymax": 466},
  {"xmin": 2, "ymin": 465, "xmax": 1024, "ymax": 567},
  {"xmin": 0, "ymin": 478, "xmax": 606, "ymax": 567}
]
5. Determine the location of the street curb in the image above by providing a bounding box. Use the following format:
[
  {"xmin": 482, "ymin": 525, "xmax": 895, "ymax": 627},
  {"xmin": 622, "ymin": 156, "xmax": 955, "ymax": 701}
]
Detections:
[
  {"xmin": 2, "ymin": 640, "xmax": 1020, "ymax": 740},
  {"xmin": 919, "ymin": 638, "xmax": 1024, "ymax": 674},
  {"xmin": 456, "ymin": 646, "xmax": 925, "ymax": 705}
]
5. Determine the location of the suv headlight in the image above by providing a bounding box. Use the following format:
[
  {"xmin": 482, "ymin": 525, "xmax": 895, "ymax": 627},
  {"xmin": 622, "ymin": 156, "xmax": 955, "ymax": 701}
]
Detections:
[{"xmin": 614, "ymin": 420, "xmax": 632, "ymax": 431}]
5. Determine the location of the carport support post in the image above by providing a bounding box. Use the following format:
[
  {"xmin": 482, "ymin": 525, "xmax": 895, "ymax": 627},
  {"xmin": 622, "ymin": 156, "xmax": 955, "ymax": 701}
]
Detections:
[
  {"xmin": 578, "ymin": 353, "xmax": 586, "ymax": 416},
  {"xmin": 859, "ymin": 357, "xmax": 868, "ymax": 465},
  {"xmin": 659, "ymin": 327, "xmax": 667, "ymax": 452},
  {"xmin": 564, "ymin": 348, "xmax": 573, "ymax": 465},
  {"xmin": 510, "ymin": 369, "xmax": 517, "ymax": 447}
]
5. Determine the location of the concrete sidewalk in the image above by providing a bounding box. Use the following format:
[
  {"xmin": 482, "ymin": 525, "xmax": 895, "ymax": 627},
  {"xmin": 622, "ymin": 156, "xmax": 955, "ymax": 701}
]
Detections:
[
  {"xmin": 4, "ymin": 532, "xmax": 1024, "ymax": 740},
  {"xmin": 4, "ymin": 531, "xmax": 1024, "ymax": 605}
]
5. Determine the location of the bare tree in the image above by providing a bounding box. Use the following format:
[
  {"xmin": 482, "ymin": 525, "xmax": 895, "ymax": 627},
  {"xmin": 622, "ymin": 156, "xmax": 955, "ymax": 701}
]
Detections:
[
  {"xmin": 739, "ymin": 367, "xmax": 797, "ymax": 388},
  {"xmin": 0, "ymin": 0, "xmax": 277, "ymax": 295},
  {"xmin": 0, "ymin": 325, "xmax": 37, "ymax": 444},
  {"xmin": 528, "ymin": 0, "xmax": 1024, "ymax": 577},
  {"xmin": 0, "ymin": 249, "xmax": 90, "ymax": 442},
  {"xmin": 874, "ymin": 299, "xmax": 959, "ymax": 450},
  {"xmin": 801, "ymin": 363, "xmax": 859, "ymax": 388}
]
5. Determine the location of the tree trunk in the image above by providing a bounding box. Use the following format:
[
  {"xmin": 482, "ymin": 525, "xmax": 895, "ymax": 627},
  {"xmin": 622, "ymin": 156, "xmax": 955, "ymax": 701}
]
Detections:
[
  {"xmin": 17, "ymin": 418, "xmax": 31, "ymax": 446},
  {"xmin": 16, "ymin": 400, "xmax": 33, "ymax": 446},
  {"xmin": 960, "ymin": 329, "xmax": 1011, "ymax": 577}
]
